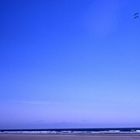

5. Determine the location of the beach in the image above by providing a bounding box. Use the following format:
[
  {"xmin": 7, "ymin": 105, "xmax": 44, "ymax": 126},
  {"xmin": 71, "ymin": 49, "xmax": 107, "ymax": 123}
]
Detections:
[{"xmin": 0, "ymin": 134, "xmax": 140, "ymax": 140}]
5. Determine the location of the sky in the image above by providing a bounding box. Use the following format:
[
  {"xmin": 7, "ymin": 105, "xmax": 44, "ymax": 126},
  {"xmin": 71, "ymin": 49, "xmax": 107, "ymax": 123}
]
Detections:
[{"xmin": 0, "ymin": 0, "xmax": 140, "ymax": 129}]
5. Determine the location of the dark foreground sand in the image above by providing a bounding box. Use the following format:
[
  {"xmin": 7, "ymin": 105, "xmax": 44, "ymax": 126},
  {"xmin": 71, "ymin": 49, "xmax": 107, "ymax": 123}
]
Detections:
[{"xmin": 0, "ymin": 134, "xmax": 140, "ymax": 140}]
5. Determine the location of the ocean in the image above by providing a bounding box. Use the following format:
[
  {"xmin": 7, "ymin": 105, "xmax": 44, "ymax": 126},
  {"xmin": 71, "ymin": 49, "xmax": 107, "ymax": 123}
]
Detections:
[{"xmin": 1, "ymin": 128, "xmax": 140, "ymax": 134}]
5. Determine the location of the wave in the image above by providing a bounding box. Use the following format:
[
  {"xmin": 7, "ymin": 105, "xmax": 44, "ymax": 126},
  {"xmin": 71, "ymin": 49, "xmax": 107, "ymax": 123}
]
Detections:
[{"xmin": 1, "ymin": 128, "xmax": 140, "ymax": 134}]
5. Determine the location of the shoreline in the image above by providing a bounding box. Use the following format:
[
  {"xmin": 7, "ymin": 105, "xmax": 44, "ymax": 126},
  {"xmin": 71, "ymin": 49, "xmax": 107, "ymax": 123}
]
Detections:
[{"xmin": 1, "ymin": 133, "xmax": 140, "ymax": 140}]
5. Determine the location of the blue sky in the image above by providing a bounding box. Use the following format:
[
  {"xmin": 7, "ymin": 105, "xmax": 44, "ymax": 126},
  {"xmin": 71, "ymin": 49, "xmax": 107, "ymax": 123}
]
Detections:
[{"xmin": 0, "ymin": 0, "xmax": 140, "ymax": 129}]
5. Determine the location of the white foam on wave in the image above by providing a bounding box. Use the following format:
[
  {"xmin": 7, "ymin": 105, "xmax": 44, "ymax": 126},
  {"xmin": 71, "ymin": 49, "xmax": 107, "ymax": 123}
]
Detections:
[{"xmin": 1, "ymin": 129, "xmax": 140, "ymax": 134}]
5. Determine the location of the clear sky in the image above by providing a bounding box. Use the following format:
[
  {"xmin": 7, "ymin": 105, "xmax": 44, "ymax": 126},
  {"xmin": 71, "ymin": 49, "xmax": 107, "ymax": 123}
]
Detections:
[{"xmin": 0, "ymin": 0, "xmax": 140, "ymax": 129}]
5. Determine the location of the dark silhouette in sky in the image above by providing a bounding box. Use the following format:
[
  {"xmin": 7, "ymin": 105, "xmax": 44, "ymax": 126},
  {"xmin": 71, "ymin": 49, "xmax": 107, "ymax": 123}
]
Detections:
[{"xmin": 133, "ymin": 12, "xmax": 139, "ymax": 19}]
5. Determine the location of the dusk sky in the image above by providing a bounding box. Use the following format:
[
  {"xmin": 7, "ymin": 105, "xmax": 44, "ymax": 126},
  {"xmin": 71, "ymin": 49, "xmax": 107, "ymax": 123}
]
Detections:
[{"xmin": 0, "ymin": 0, "xmax": 140, "ymax": 129}]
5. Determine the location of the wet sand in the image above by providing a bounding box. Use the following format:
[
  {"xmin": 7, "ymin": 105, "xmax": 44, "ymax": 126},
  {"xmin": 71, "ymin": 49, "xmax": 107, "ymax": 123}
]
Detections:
[{"xmin": 0, "ymin": 134, "xmax": 140, "ymax": 140}]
